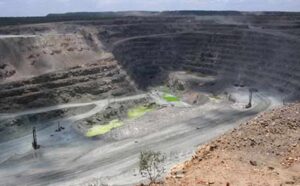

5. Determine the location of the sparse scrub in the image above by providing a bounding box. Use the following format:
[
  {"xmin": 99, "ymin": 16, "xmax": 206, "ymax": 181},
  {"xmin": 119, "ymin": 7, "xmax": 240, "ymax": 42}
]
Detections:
[{"xmin": 139, "ymin": 150, "xmax": 166, "ymax": 185}]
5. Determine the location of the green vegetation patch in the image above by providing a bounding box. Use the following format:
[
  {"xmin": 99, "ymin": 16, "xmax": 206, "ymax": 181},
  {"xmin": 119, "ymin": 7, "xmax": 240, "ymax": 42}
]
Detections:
[
  {"xmin": 127, "ymin": 105, "xmax": 154, "ymax": 119},
  {"xmin": 209, "ymin": 95, "xmax": 222, "ymax": 101},
  {"xmin": 210, "ymin": 95, "xmax": 221, "ymax": 100},
  {"xmin": 86, "ymin": 119, "xmax": 124, "ymax": 137},
  {"xmin": 162, "ymin": 93, "xmax": 180, "ymax": 102}
]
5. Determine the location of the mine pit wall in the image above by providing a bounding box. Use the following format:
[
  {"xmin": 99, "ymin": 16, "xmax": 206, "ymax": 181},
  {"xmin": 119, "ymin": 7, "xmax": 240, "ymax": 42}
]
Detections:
[
  {"xmin": 0, "ymin": 32, "xmax": 137, "ymax": 112},
  {"xmin": 1, "ymin": 13, "xmax": 300, "ymax": 112},
  {"xmin": 0, "ymin": 61, "xmax": 136, "ymax": 112},
  {"xmin": 113, "ymin": 31, "xmax": 300, "ymax": 100},
  {"xmin": 0, "ymin": 33, "xmax": 111, "ymax": 80},
  {"xmin": 97, "ymin": 22, "xmax": 249, "ymax": 47}
]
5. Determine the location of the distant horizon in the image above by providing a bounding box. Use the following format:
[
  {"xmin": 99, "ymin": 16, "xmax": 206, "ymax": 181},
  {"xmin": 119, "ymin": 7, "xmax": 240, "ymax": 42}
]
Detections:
[
  {"xmin": 0, "ymin": 0, "xmax": 299, "ymax": 17},
  {"xmin": 1, "ymin": 10, "xmax": 300, "ymax": 18}
]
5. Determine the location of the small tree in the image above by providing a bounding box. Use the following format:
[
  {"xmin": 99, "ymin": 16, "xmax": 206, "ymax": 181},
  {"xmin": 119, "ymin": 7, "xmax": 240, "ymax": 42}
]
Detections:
[{"xmin": 139, "ymin": 150, "xmax": 166, "ymax": 185}]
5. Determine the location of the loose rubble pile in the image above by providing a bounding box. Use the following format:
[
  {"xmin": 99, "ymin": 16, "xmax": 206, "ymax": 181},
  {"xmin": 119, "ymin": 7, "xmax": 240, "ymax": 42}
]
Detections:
[{"xmin": 164, "ymin": 103, "xmax": 300, "ymax": 186}]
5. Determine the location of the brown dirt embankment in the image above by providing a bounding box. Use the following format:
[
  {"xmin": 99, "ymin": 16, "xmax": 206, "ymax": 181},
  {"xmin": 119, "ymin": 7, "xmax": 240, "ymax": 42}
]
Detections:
[{"xmin": 163, "ymin": 103, "xmax": 300, "ymax": 186}]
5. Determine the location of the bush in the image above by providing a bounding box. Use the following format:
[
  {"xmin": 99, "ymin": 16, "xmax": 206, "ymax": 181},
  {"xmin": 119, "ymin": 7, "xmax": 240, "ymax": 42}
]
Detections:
[{"xmin": 139, "ymin": 150, "xmax": 166, "ymax": 185}]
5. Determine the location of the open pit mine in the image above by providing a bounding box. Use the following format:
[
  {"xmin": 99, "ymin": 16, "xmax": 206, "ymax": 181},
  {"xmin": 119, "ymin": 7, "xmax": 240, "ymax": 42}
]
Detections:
[{"xmin": 0, "ymin": 11, "xmax": 299, "ymax": 186}]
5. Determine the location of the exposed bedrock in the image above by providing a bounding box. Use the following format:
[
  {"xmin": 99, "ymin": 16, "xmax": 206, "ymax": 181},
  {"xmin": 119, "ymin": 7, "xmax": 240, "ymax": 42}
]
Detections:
[
  {"xmin": 0, "ymin": 60, "xmax": 136, "ymax": 112},
  {"xmin": 112, "ymin": 31, "xmax": 300, "ymax": 101},
  {"xmin": 0, "ymin": 30, "xmax": 137, "ymax": 112}
]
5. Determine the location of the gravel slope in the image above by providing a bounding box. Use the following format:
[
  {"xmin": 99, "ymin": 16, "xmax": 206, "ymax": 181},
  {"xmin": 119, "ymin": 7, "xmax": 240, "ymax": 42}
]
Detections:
[{"xmin": 164, "ymin": 103, "xmax": 300, "ymax": 186}]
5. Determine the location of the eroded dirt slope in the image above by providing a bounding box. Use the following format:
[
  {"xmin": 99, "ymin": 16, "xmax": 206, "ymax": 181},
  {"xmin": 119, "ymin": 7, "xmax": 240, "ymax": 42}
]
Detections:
[{"xmin": 164, "ymin": 103, "xmax": 300, "ymax": 186}]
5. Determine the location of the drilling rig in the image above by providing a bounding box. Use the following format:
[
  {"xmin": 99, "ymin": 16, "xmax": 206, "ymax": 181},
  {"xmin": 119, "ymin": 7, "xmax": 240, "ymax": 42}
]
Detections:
[
  {"xmin": 32, "ymin": 127, "xmax": 40, "ymax": 150},
  {"xmin": 245, "ymin": 88, "xmax": 258, "ymax": 109}
]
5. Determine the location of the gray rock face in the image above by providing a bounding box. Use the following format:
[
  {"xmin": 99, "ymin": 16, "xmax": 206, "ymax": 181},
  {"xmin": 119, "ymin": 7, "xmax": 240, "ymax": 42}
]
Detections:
[
  {"xmin": 0, "ymin": 60, "xmax": 136, "ymax": 111},
  {"xmin": 113, "ymin": 32, "xmax": 300, "ymax": 96}
]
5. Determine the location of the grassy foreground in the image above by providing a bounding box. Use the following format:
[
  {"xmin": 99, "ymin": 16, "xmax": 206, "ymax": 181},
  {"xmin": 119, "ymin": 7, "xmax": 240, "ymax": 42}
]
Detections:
[{"xmin": 86, "ymin": 119, "xmax": 124, "ymax": 137}]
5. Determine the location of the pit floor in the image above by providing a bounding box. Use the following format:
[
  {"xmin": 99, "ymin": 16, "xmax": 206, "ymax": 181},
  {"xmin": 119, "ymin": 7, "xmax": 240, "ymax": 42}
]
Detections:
[{"xmin": 0, "ymin": 87, "xmax": 281, "ymax": 186}]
